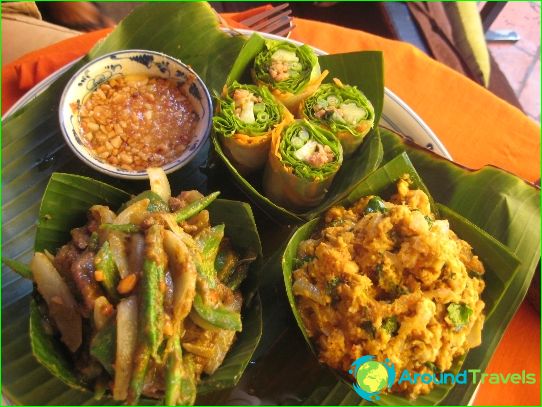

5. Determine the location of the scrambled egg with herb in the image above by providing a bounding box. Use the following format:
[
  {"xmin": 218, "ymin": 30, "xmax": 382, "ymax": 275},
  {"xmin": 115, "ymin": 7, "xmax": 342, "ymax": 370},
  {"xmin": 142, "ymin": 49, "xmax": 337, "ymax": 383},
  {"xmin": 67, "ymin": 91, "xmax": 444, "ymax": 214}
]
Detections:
[{"xmin": 292, "ymin": 178, "xmax": 485, "ymax": 398}]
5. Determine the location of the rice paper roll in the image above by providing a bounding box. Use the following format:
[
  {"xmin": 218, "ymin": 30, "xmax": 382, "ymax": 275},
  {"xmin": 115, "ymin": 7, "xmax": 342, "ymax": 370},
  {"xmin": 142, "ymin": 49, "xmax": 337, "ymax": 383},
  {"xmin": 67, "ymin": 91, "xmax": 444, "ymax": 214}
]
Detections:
[
  {"xmin": 264, "ymin": 119, "xmax": 343, "ymax": 210},
  {"xmin": 213, "ymin": 82, "xmax": 293, "ymax": 173},
  {"xmin": 252, "ymin": 40, "xmax": 328, "ymax": 115},
  {"xmin": 300, "ymin": 78, "xmax": 375, "ymax": 156}
]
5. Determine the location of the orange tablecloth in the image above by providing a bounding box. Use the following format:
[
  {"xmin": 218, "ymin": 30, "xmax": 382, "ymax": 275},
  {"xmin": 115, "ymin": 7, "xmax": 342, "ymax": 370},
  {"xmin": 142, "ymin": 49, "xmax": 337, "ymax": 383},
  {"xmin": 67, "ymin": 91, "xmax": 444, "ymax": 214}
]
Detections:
[{"xmin": 2, "ymin": 8, "xmax": 540, "ymax": 406}]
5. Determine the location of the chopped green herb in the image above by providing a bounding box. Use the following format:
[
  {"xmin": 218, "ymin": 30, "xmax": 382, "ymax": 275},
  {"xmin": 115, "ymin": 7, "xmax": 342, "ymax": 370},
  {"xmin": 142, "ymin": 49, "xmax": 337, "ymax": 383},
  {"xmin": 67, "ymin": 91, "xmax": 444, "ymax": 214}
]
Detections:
[
  {"xmin": 364, "ymin": 196, "xmax": 388, "ymax": 215},
  {"xmin": 328, "ymin": 218, "xmax": 345, "ymax": 227},
  {"xmin": 293, "ymin": 255, "xmax": 315, "ymax": 269},
  {"xmin": 360, "ymin": 321, "xmax": 376, "ymax": 338},
  {"xmin": 325, "ymin": 276, "xmax": 343, "ymax": 303},
  {"xmin": 424, "ymin": 215, "xmax": 434, "ymax": 228},
  {"xmin": 447, "ymin": 303, "xmax": 473, "ymax": 329},
  {"xmin": 381, "ymin": 316, "xmax": 399, "ymax": 336}
]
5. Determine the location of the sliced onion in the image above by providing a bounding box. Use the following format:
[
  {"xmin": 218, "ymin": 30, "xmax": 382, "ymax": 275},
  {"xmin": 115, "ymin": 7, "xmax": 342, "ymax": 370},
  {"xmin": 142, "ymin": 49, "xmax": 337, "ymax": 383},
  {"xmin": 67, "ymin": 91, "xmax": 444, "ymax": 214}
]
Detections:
[
  {"xmin": 31, "ymin": 253, "xmax": 82, "ymax": 352},
  {"xmin": 147, "ymin": 167, "xmax": 171, "ymax": 202},
  {"xmin": 114, "ymin": 198, "xmax": 150, "ymax": 226},
  {"xmin": 108, "ymin": 232, "xmax": 130, "ymax": 278},
  {"xmin": 90, "ymin": 205, "xmax": 116, "ymax": 224},
  {"xmin": 113, "ymin": 295, "xmax": 138, "ymax": 400},
  {"xmin": 163, "ymin": 230, "xmax": 197, "ymax": 326},
  {"xmin": 292, "ymin": 276, "xmax": 327, "ymax": 306},
  {"xmin": 93, "ymin": 296, "xmax": 113, "ymax": 330},
  {"xmin": 161, "ymin": 213, "xmax": 197, "ymax": 250}
]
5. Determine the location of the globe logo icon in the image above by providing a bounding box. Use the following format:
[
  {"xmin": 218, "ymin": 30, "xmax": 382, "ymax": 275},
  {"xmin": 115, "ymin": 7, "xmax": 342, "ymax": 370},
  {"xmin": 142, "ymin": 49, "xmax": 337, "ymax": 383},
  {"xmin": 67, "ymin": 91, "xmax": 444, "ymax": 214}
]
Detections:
[
  {"xmin": 349, "ymin": 355, "xmax": 396, "ymax": 402},
  {"xmin": 357, "ymin": 360, "xmax": 389, "ymax": 393}
]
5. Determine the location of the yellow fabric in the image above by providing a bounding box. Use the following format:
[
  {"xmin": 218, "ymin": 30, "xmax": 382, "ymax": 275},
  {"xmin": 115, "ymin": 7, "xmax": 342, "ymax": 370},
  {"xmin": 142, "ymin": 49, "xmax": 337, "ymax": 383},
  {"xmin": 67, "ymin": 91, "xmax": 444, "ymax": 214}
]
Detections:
[{"xmin": 444, "ymin": 2, "xmax": 491, "ymax": 87}]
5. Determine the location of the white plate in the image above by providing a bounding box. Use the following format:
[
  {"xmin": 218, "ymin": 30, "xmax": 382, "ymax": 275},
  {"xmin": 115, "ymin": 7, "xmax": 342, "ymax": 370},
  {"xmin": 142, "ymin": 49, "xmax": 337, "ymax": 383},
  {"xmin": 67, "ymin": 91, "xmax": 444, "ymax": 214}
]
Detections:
[{"xmin": 4, "ymin": 29, "xmax": 451, "ymax": 161}]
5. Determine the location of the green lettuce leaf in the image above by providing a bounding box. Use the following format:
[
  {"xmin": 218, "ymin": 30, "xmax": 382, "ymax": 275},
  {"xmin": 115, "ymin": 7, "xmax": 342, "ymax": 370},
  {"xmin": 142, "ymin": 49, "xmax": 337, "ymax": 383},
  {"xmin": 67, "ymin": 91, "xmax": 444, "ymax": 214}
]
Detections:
[
  {"xmin": 213, "ymin": 82, "xmax": 283, "ymax": 138},
  {"xmin": 252, "ymin": 38, "xmax": 320, "ymax": 94}
]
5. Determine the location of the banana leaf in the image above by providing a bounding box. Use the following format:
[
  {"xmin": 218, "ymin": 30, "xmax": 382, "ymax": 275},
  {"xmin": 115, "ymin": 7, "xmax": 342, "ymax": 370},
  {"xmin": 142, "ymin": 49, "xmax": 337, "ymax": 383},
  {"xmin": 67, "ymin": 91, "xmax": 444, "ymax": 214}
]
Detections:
[
  {"xmin": 282, "ymin": 153, "xmax": 522, "ymax": 405},
  {"xmin": 4, "ymin": 173, "xmax": 262, "ymax": 405},
  {"xmin": 213, "ymin": 33, "xmax": 385, "ymax": 222}
]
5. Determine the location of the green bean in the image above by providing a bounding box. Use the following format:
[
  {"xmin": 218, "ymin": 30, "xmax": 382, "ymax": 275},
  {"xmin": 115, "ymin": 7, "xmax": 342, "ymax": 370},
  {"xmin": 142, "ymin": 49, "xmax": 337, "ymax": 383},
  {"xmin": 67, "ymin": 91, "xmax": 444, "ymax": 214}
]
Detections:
[
  {"xmin": 174, "ymin": 191, "xmax": 220, "ymax": 222},
  {"xmin": 3, "ymin": 258, "xmax": 32, "ymax": 280},
  {"xmin": 118, "ymin": 190, "xmax": 169, "ymax": 213},
  {"xmin": 178, "ymin": 354, "xmax": 197, "ymax": 406},
  {"xmin": 192, "ymin": 293, "xmax": 242, "ymax": 331},
  {"xmin": 194, "ymin": 224, "xmax": 224, "ymax": 289},
  {"xmin": 100, "ymin": 223, "xmax": 140, "ymax": 233},
  {"xmin": 127, "ymin": 225, "xmax": 166, "ymax": 405},
  {"xmin": 164, "ymin": 339, "xmax": 183, "ymax": 406},
  {"xmin": 94, "ymin": 241, "xmax": 120, "ymax": 302},
  {"xmin": 90, "ymin": 318, "xmax": 116, "ymax": 375},
  {"xmin": 215, "ymin": 242, "xmax": 239, "ymax": 283}
]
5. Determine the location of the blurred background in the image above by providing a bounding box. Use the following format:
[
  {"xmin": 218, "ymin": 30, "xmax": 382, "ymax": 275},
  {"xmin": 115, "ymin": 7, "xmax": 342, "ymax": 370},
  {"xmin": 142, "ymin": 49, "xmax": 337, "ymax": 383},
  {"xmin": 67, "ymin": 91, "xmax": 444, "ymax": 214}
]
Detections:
[{"xmin": 3, "ymin": 1, "xmax": 540, "ymax": 122}]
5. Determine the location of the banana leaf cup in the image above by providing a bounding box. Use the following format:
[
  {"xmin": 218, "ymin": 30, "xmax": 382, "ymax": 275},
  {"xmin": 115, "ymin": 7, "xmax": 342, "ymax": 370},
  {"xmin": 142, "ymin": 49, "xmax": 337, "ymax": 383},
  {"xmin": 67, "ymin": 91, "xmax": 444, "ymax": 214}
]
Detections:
[
  {"xmin": 299, "ymin": 78, "xmax": 375, "ymax": 157},
  {"xmin": 7, "ymin": 171, "xmax": 263, "ymax": 405},
  {"xmin": 264, "ymin": 119, "xmax": 343, "ymax": 210},
  {"xmin": 213, "ymin": 82, "xmax": 294, "ymax": 174},
  {"xmin": 282, "ymin": 151, "xmax": 536, "ymax": 405},
  {"xmin": 251, "ymin": 38, "xmax": 329, "ymax": 114}
]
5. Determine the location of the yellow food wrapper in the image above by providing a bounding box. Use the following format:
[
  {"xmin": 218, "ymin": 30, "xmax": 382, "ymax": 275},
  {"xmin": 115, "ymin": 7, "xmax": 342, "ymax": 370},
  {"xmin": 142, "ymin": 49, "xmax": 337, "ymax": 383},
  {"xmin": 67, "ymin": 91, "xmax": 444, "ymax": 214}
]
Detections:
[
  {"xmin": 263, "ymin": 121, "xmax": 338, "ymax": 210},
  {"xmin": 219, "ymin": 102, "xmax": 294, "ymax": 174}
]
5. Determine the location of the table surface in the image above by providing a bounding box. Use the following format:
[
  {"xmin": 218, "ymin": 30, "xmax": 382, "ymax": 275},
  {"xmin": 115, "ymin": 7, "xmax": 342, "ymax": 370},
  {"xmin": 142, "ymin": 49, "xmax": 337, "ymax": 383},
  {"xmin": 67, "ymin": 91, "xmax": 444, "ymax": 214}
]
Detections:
[{"xmin": 2, "ymin": 8, "xmax": 540, "ymax": 406}]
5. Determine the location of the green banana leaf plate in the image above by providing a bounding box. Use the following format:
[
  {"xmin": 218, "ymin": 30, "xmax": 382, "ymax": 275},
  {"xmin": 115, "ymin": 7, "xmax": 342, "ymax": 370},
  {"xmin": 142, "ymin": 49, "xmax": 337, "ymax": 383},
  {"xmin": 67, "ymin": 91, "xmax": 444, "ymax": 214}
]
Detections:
[{"xmin": 2, "ymin": 3, "xmax": 540, "ymax": 406}]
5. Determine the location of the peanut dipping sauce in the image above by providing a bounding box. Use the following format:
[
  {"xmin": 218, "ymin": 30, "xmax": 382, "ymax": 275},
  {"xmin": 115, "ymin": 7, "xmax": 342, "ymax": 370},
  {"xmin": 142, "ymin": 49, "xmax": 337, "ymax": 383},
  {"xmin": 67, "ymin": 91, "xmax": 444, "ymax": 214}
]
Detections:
[{"xmin": 77, "ymin": 75, "xmax": 198, "ymax": 171}]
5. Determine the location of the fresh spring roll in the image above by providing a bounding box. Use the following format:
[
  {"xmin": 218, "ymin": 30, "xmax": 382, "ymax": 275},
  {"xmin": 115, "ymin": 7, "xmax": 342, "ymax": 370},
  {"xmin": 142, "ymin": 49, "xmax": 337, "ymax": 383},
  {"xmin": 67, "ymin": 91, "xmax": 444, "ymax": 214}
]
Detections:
[
  {"xmin": 213, "ymin": 82, "xmax": 293, "ymax": 173},
  {"xmin": 300, "ymin": 78, "xmax": 375, "ymax": 156},
  {"xmin": 252, "ymin": 40, "xmax": 328, "ymax": 114},
  {"xmin": 264, "ymin": 119, "xmax": 343, "ymax": 210}
]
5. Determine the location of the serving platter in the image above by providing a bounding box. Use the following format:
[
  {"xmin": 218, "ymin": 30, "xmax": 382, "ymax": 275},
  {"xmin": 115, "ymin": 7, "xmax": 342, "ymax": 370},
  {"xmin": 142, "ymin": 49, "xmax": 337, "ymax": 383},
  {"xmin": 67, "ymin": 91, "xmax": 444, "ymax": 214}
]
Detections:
[{"xmin": 2, "ymin": 4, "xmax": 539, "ymax": 406}]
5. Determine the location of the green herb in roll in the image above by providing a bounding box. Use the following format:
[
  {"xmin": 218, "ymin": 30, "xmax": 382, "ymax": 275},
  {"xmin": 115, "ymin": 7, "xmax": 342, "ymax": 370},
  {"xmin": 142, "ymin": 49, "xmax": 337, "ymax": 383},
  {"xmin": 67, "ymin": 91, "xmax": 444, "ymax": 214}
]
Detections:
[
  {"xmin": 252, "ymin": 40, "xmax": 328, "ymax": 114},
  {"xmin": 213, "ymin": 82, "xmax": 293, "ymax": 173},
  {"xmin": 264, "ymin": 119, "xmax": 343, "ymax": 209},
  {"xmin": 300, "ymin": 78, "xmax": 375, "ymax": 156}
]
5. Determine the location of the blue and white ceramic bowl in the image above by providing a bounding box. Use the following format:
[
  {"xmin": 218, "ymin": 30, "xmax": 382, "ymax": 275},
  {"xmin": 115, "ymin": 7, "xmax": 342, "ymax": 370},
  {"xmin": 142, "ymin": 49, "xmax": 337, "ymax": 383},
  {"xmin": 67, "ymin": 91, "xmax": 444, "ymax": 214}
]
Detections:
[{"xmin": 59, "ymin": 49, "xmax": 213, "ymax": 179}]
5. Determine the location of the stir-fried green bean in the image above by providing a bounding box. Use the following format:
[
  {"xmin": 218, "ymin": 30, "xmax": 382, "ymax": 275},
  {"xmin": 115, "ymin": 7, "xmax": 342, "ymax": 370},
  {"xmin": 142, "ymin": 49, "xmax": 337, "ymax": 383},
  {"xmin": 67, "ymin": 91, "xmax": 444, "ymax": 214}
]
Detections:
[
  {"xmin": 192, "ymin": 294, "xmax": 242, "ymax": 332},
  {"xmin": 127, "ymin": 225, "xmax": 166, "ymax": 405},
  {"xmin": 194, "ymin": 225, "xmax": 225, "ymax": 289},
  {"xmin": 174, "ymin": 191, "xmax": 220, "ymax": 222},
  {"xmin": 94, "ymin": 241, "xmax": 120, "ymax": 302},
  {"xmin": 178, "ymin": 355, "xmax": 197, "ymax": 406},
  {"xmin": 100, "ymin": 223, "xmax": 140, "ymax": 233},
  {"xmin": 164, "ymin": 339, "xmax": 183, "ymax": 406},
  {"xmin": 90, "ymin": 318, "xmax": 116, "ymax": 375}
]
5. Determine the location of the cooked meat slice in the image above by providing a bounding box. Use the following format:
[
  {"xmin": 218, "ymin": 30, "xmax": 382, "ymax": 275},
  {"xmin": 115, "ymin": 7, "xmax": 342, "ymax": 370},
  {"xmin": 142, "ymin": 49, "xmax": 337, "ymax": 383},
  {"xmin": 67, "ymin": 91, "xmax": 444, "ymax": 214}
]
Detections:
[
  {"xmin": 71, "ymin": 226, "xmax": 90, "ymax": 250},
  {"xmin": 70, "ymin": 250, "xmax": 104, "ymax": 316},
  {"xmin": 54, "ymin": 243, "xmax": 82, "ymax": 298}
]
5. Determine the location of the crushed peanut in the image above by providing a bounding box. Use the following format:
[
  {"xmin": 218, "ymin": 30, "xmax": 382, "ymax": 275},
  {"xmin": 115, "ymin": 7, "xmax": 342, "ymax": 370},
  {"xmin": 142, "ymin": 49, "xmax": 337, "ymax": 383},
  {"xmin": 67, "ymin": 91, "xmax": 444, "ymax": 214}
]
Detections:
[
  {"xmin": 79, "ymin": 76, "xmax": 198, "ymax": 171},
  {"xmin": 117, "ymin": 273, "xmax": 138, "ymax": 295}
]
